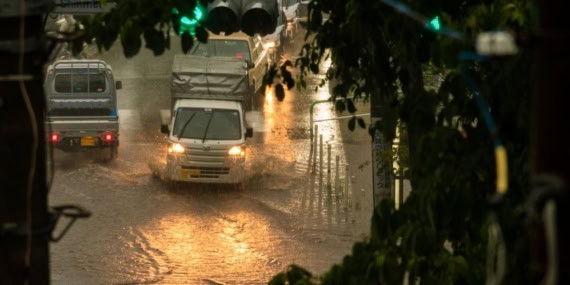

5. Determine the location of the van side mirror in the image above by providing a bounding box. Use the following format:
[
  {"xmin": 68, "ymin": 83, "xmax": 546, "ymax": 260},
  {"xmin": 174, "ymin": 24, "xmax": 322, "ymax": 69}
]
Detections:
[
  {"xmin": 115, "ymin": 80, "xmax": 122, "ymax": 90},
  {"xmin": 161, "ymin": 124, "xmax": 170, "ymax": 135},
  {"xmin": 245, "ymin": 61, "xmax": 255, "ymax": 70},
  {"xmin": 245, "ymin": 127, "xmax": 253, "ymax": 138}
]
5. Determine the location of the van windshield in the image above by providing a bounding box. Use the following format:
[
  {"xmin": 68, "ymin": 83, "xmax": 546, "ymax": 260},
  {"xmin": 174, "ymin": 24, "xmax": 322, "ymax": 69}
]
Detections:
[
  {"xmin": 173, "ymin": 108, "xmax": 241, "ymax": 140},
  {"xmin": 189, "ymin": 39, "xmax": 251, "ymax": 61},
  {"xmin": 54, "ymin": 73, "xmax": 107, "ymax": 93}
]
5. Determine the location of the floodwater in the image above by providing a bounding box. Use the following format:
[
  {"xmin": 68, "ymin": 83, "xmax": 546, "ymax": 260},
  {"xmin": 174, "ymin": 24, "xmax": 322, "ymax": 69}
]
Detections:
[{"xmin": 49, "ymin": 30, "xmax": 373, "ymax": 284}]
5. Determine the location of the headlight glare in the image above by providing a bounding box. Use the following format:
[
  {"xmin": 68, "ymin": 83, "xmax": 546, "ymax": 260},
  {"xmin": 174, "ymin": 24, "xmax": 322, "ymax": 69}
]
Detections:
[
  {"xmin": 263, "ymin": 41, "xmax": 276, "ymax": 49},
  {"xmin": 228, "ymin": 146, "xmax": 245, "ymax": 156},
  {"xmin": 168, "ymin": 143, "xmax": 185, "ymax": 154}
]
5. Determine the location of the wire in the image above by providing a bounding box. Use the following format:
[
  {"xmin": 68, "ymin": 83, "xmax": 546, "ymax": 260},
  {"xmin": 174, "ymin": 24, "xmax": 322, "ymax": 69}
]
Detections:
[
  {"xmin": 19, "ymin": 0, "xmax": 39, "ymax": 282},
  {"xmin": 379, "ymin": 0, "xmax": 465, "ymax": 41},
  {"xmin": 459, "ymin": 65, "xmax": 508, "ymax": 194},
  {"xmin": 459, "ymin": 59, "xmax": 510, "ymax": 285}
]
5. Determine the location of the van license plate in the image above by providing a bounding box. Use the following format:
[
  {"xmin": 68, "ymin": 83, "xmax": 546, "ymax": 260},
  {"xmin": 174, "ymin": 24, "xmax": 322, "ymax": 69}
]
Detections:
[
  {"xmin": 180, "ymin": 169, "xmax": 200, "ymax": 179},
  {"xmin": 80, "ymin": 136, "xmax": 96, "ymax": 146}
]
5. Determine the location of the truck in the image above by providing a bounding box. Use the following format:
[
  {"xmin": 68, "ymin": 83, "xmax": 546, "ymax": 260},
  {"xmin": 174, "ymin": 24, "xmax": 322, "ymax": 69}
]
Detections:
[
  {"xmin": 188, "ymin": 31, "xmax": 270, "ymax": 99},
  {"xmin": 44, "ymin": 60, "xmax": 122, "ymax": 160},
  {"xmin": 160, "ymin": 55, "xmax": 254, "ymax": 186}
]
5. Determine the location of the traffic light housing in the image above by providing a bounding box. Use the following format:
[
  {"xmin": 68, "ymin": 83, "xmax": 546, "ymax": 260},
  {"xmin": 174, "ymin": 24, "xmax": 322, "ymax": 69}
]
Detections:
[
  {"xmin": 240, "ymin": 0, "xmax": 278, "ymax": 36},
  {"xmin": 204, "ymin": 0, "xmax": 241, "ymax": 35},
  {"xmin": 205, "ymin": 0, "xmax": 278, "ymax": 36}
]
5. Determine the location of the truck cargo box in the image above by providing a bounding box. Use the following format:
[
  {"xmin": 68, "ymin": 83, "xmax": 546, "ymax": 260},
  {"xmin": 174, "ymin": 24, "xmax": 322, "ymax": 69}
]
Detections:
[{"xmin": 170, "ymin": 55, "xmax": 251, "ymax": 103}]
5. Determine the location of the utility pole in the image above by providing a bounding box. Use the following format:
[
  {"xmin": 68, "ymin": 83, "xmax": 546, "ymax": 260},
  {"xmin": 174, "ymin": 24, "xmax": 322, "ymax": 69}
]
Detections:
[
  {"xmin": 0, "ymin": 0, "xmax": 52, "ymax": 284},
  {"xmin": 531, "ymin": 0, "xmax": 570, "ymax": 284}
]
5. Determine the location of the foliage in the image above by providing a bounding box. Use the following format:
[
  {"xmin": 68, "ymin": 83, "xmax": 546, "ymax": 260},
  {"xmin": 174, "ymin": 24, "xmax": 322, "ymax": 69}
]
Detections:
[
  {"xmin": 274, "ymin": 0, "xmax": 535, "ymax": 284},
  {"xmin": 71, "ymin": 0, "xmax": 211, "ymax": 57},
  {"xmin": 70, "ymin": 0, "xmax": 295, "ymax": 101}
]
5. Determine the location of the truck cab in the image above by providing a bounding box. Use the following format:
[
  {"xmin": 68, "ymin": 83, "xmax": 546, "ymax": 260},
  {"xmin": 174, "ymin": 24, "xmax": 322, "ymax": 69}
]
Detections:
[
  {"xmin": 44, "ymin": 60, "xmax": 121, "ymax": 159},
  {"xmin": 161, "ymin": 55, "xmax": 254, "ymax": 185},
  {"xmin": 163, "ymin": 99, "xmax": 253, "ymax": 184}
]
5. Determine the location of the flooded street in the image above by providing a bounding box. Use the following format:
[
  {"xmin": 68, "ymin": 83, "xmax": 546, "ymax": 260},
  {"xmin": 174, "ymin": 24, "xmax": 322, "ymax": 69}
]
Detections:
[{"xmin": 49, "ymin": 33, "xmax": 373, "ymax": 284}]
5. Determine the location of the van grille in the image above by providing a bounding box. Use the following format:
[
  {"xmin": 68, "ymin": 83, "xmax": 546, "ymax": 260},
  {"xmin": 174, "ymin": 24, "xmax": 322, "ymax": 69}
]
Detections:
[{"xmin": 181, "ymin": 166, "xmax": 230, "ymax": 178}]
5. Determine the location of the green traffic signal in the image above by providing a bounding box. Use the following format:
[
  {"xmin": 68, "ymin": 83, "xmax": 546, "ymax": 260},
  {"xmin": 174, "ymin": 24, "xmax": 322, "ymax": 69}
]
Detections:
[
  {"xmin": 172, "ymin": 5, "xmax": 205, "ymax": 35},
  {"xmin": 427, "ymin": 16, "xmax": 441, "ymax": 31}
]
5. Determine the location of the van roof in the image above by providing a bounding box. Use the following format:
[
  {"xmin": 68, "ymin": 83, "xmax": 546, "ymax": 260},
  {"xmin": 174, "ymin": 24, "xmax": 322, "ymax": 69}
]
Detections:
[
  {"xmin": 48, "ymin": 60, "xmax": 112, "ymax": 72},
  {"xmin": 206, "ymin": 31, "xmax": 256, "ymax": 41},
  {"xmin": 175, "ymin": 99, "xmax": 242, "ymax": 110}
]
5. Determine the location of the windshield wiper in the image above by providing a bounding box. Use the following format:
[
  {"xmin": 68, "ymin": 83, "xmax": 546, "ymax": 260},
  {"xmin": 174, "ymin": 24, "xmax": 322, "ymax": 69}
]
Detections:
[
  {"xmin": 177, "ymin": 113, "xmax": 196, "ymax": 140},
  {"xmin": 201, "ymin": 111, "xmax": 215, "ymax": 143}
]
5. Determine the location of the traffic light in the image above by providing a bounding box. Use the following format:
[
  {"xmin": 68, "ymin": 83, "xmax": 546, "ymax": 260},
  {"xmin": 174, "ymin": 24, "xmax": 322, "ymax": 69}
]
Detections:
[
  {"xmin": 172, "ymin": 3, "xmax": 206, "ymax": 35},
  {"xmin": 426, "ymin": 16, "xmax": 441, "ymax": 31},
  {"xmin": 205, "ymin": 0, "xmax": 278, "ymax": 36}
]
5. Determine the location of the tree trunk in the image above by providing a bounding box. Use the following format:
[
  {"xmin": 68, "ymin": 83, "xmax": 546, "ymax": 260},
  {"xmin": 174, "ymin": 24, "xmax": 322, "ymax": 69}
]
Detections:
[{"xmin": 400, "ymin": 60, "xmax": 425, "ymax": 189}]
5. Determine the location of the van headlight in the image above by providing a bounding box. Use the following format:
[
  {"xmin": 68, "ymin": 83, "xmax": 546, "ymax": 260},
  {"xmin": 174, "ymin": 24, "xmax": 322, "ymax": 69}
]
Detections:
[
  {"xmin": 228, "ymin": 146, "xmax": 245, "ymax": 156},
  {"xmin": 168, "ymin": 143, "xmax": 185, "ymax": 154},
  {"xmin": 263, "ymin": 41, "xmax": 276, "ymax": 49}
]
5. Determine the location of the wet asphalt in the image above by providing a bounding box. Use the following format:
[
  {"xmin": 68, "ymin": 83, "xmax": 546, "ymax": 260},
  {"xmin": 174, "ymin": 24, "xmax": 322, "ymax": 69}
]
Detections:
[{"xmin": 49, "ymin": 30, "xmax": 373, "ymax": 285}]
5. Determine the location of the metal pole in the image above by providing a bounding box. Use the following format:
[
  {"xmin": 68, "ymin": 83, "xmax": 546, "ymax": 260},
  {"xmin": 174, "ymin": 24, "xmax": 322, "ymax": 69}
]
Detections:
[
  {"xmin": 309, "ymin": 98, "xmax": 343, "ymax": 141},
  {"xmin": 327, "ymin": 144, "xmax": 331, "ymax": 192},
  {"xmin": 309, "ymin": 99, "xmax": 329, "ymax": 141},
  {"xmin": 399, "ymin": 167, "xmax": 404, "ymax": 208},
  {"xmin": 344, "ymin": 164, "xmax": 350, "ymax": 209},
  {"xmin": 319, "ymin": 135, "xmax": 323, "ymax": 192},
  {"xmin": 335, "ymin": 155, "xmax": 340, "ymax": 193},
  {"xmin": 312, "ymin": 124, "xmax": 318, "ymax": 174}
]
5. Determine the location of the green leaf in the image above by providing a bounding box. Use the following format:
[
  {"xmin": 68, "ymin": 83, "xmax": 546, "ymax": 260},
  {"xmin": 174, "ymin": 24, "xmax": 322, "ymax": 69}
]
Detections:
[
  {"xmin": 275, "ymin": 84, "xmax": 285, "ymax": 101},
  {"xmin": 143, "ymin": 29, "xmax": 166, "ymax": 56},
  {"xmin": 347, "ymin": 98, "xmax": 357, "ymax": 113},
  {"xmin": 268, "ymin": 272, "xmax": 287, "ymax": 285},
  {"xmin": 282, "ymin": 60, "xmax": 293, "ymax": 68},
  {"xmin": 195, "ymin": 25, "xmax": 208, "ymax": 43},
  {"xmin": 285, "ymin": 265, "xmax": 312, "ymax": 283},
  {"xmin": 357, "ymin": 117, "xmax": 366, "ymax": 129},
  {"xmin": 264, "ymin": 63, "xmax": 278, "ymax": 86},
  {"xmin": 335, "ymin": 100, "xmax": 346, "ymax": 112},
  {"xmin": 281, "ymin": 67, "xmax": 295, "ymax": 90},
  {"xmin": 120, "ymin": 21, "xmax": 142, "ymax": 58},
  {"xmin": 310, "ymin": 63, "xmax": 319, "ymax": 74},
  {"xmin": 348, "ymin": 116, "xmax": 356, "ymax": 131},
  {"xmin": 181, "ymin": 31, "xmax": 193, "ymax": 54}
]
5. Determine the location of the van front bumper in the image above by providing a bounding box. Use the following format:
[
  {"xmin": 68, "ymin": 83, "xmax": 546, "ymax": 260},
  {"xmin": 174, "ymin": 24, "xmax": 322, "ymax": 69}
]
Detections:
[{"xmin": 165, "ymin": 154, "xmax": 245, "ymax": 184}]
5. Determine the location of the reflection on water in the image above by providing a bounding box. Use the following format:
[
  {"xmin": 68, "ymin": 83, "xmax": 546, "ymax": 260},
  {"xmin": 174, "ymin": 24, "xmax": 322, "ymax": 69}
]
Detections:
[
  {"xmin": 50, "ymin": 39, "xmax": 370, "ymax": 285},
  {"xmin": 136, "ymin": 206, "xmax": 285, "ymax": 284}
]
